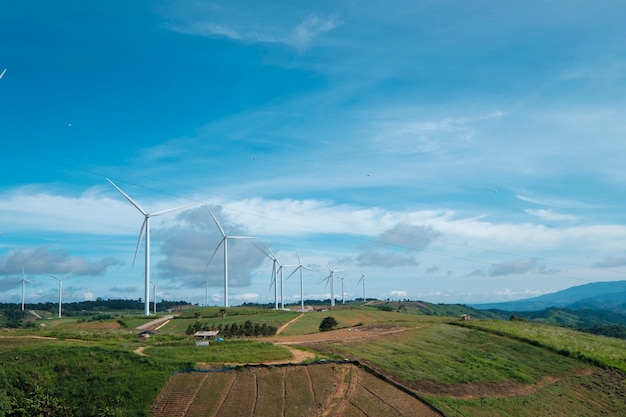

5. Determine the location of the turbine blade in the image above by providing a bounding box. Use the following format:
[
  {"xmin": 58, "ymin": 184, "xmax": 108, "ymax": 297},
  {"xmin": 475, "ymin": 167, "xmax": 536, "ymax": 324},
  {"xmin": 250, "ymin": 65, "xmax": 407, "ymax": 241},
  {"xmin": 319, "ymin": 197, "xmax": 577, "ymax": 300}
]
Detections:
[
  {"xmin": 227, "ymin": 235, "xmax": 257, "ymax": 240},
  {"xmin": 132, "ymin": 219, "xmax": 146, "ymax": 268},
  {"xmin": 0, "ymin": 68, "xmax": 6, "ymax": 79},
  {"xmin": 107, "ymin": 178, "xmax": 147, "ymax": 215},
  {"xmin": 204, "ymin": 239, "xmax": 224, "ymax": 271},
  {"xmin": 48, "ymin": 274, "xmax": 61, "ymax": 281},
  {"xmin": 205, "ymin": 205, "xmax": 226, "ymax": 237},
  {"xmin": 296, "ymin": 248, "xmax": 302, "ymax": 264},
  {"xmin": 253, "ymin": 241, "xmax": 272, "ymax": 259},
  {"xmin": 285, "ymin": 266, "xmax": 300, "ymax": 280},
  {"xmin": 151, "ymin": 203, "xmax": 196, "ymax": 217}
]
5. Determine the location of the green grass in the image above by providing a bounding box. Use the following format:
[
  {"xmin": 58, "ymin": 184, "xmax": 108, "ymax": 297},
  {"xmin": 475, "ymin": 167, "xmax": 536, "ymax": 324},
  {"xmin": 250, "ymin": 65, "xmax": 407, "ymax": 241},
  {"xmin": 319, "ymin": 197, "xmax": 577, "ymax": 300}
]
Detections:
[
  {"xmin": 278, "ymin": 307, "xmax": 427, "ymax": 336},
  {"xmin": 4, "ymin": 305, "xmax": 626, "ymax": 416},
  {"xmin": 0, "ymin": 338, "xmax": 189, "ymax": 416},
  {"xmin": 318, "ymin": 322, "xmax": 588, "ymax": 385},
  {"xmin": 145, "ymin": 339, "xmax": 292, "ymax": 364},
  {"xmin": 459, "ymin": 319, "xmax": 626, "ymax": 372}
]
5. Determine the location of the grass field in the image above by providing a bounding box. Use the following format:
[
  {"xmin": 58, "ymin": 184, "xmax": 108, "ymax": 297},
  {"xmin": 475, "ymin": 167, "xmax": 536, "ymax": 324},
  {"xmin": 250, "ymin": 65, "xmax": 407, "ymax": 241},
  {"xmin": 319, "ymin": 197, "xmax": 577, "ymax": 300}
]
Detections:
[
  {"xmin": 458, "ymin": 319, "xmax": 626, "ymax": 371},
  {"xmin": 3, "ymin": 305, "xmax": 626, "ymax": 416}
]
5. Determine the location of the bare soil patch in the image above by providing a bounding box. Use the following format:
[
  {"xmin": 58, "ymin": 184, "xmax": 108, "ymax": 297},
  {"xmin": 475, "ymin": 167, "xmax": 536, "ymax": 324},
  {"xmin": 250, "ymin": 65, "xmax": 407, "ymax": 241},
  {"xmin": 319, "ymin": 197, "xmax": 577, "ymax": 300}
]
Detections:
[{"xmin": 150, "ymin": 363, "xmax": 441, "ymax": 417}]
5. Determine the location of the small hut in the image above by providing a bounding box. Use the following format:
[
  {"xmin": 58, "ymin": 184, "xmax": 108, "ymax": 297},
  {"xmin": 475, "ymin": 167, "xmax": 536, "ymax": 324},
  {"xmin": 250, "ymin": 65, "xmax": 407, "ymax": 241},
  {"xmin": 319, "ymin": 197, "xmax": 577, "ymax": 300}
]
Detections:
[{"xmin": 193, "ymin": 330, "xmax": 219, "ymax": 346}]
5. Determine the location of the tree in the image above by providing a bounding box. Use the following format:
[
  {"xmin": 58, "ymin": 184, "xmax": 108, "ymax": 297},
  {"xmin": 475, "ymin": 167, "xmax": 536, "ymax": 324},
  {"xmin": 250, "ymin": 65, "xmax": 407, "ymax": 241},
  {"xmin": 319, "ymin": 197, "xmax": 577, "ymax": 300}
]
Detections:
[{"xmin": 319, "ymin": 316, "xmax": 338, "ymax": 332}]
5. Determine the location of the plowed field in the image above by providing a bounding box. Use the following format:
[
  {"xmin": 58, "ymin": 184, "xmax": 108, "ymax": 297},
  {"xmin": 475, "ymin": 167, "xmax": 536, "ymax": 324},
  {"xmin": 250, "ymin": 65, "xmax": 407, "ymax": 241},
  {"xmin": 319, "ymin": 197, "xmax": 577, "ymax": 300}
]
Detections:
[{"xmin": 150, "ymin": 363, "xmax": 441, "ymax": 417}]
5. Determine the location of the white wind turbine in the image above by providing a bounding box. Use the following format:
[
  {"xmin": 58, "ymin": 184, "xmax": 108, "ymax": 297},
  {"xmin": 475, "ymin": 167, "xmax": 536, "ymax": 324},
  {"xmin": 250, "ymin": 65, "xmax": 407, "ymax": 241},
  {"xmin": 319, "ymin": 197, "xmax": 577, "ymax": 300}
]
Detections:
[
  {"xmin": 322, "ymin": 263, "xmax": 342, "ymax": 307},
  {"xmin": 358, "ymin": 269, "xmax": 367, "ymax": 302},
  {"xmin": 152, "ymin": 281, "xmax": 158, "ymax": 314},
  {"xmin": 254, "ymin": 242, "xmax": 281, "ymax": 310},
  {"xmin": 19, "ymin": 266, "xmax": 31, "ymax": 311},
  {"xmin": 276, "ymin": 260, "xmax": 296, "ymax": 310},
  {"xmin": 286, "ymin": 249, "xmax": 314, "ymax": 312},
  {"xmin": 48, "ymin": 274, "xmax": 69, "ymax": 318},
  {"xmin": 205, "ymin": 205, "xmax": 255, "ymax": 308},
  {"xmin": 337, "ymin": 275, "xmax": 346, "ymax": 305},
  {"xmin": 107, "ymin": 178, "xmax": 193, "ymax": 316}
]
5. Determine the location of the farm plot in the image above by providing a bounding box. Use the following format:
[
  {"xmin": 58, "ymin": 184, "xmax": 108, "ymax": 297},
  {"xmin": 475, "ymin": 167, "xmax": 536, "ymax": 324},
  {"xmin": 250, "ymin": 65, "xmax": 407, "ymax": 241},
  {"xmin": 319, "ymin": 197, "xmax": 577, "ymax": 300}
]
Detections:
[{"xmin": 150, "ymin": 363, "xmax": 442, "ymax": 417}]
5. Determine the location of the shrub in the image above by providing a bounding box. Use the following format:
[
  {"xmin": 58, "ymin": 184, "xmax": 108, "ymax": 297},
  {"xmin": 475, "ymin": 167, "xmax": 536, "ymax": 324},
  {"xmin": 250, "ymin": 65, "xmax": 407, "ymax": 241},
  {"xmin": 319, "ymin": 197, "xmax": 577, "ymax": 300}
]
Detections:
[{"xmin": 319, "ymin": 316, "xmax": 338, "ymax": 332}]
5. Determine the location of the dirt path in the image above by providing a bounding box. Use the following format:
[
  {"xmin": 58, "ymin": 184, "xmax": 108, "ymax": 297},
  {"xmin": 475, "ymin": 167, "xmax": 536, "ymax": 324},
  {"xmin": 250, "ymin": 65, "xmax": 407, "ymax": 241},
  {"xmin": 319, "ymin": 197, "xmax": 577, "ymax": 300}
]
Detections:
[
  {"xmin": 275, "ymin": 313, "xmax": 304, "ymax": 335},
  {"xmin": 135, "ymin": 314, "xmax": 177, "ymax": 331},
  {"xmin": 134, "ymin": 346, "xmax": 147, "ymax": 356}
]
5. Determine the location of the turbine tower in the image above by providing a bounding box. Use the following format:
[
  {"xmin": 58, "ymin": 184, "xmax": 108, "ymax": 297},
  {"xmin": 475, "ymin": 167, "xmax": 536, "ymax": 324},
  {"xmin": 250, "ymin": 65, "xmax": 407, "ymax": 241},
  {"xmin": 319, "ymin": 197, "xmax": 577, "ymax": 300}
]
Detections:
[
  {"xmin": 254, "ymin": 242, "xmax": 281, "ymax": 310},
  {"xmin": 152, "ymin": 281, "xmax": 158, "ymax": 314},
  {"xmin": 323, "ymin": 263, "xmax": 342, "ymax": 307},
  {"xmin": 205, "ymin": 205, "xmax": 255, "ymax": 308},
  {"xmin": 338, "ymin": 275, "xmax": 346, "ymax": 305},
  {"xmin": 276, "ymin": 261, "xmax": 296, "ymax": 310},
  {"xmin": 48, "ymin": 274, "xmax": 68, "ymax": 318},
  {"xmin": 358, "ymin": 269, "xmax": 367, "ymax": 302},
  {"xmin": 107, "ymin": 178, "xmax": 192, "ymax": 316},
  {"xmin": 19, "ymin": 266, "xmax": 30, "ymax": 311},
  {"xmin": 286, "ymin": 248, "xmax": 314, "ymax": 312}
]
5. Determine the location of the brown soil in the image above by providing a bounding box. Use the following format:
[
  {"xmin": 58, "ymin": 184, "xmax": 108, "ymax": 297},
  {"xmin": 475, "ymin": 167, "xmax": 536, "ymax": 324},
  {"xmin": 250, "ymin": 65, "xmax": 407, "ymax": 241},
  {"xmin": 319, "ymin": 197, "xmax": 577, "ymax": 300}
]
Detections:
[{"xmin": 151, "ymin": 363, "xmax": 442, "ymax": 417}]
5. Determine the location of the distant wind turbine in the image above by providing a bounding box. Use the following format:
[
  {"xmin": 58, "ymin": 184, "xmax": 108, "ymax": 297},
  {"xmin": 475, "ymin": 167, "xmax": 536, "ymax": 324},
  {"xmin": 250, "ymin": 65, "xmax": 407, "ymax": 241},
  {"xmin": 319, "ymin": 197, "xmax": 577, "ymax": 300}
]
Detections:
[
  {"xmin": 322, "ymin": 263, "xmax": 342, "ymax": 307},
  {"xmin": 107, "ymin": 178, "xmax": 193, "ymax": 316},
  {"xmin": 48, "ymin": 274, "xmax": 68, "ymax": 318},
  {"xmin": 286, "ymin": 248, "xmax": 314, "ymax": 312},
  {"xmin": 254, "ymin": 242, "xmax": 281, "ymax": 310},
  {"xmin": 205, "ymin": 205, "xmax": 255, "ymax": 308},
  {"xmin": 19, "ymin": 266, "xmax": 31, "ymax": 311},
  {"xmin": 152, "ymin": 281, "xmax": 158, "ymax": 314},
  {"xmin": 276, "ymin": 260, "xmax": 296, "ymax": 310},
  {"xmin": 358, "ymin": 269, "xmax": 367, "ymax": 302},
  {"xmin": 338, "ymin": 275, "xmax": 346, "ymax": 305}
]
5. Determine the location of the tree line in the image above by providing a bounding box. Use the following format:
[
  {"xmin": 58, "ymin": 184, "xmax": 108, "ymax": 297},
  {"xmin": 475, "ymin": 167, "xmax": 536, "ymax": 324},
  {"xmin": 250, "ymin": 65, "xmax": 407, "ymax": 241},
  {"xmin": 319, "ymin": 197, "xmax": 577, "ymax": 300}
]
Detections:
[{"xmin": 185, "ymin": 320, "xmax": 278, "ymax": 338}]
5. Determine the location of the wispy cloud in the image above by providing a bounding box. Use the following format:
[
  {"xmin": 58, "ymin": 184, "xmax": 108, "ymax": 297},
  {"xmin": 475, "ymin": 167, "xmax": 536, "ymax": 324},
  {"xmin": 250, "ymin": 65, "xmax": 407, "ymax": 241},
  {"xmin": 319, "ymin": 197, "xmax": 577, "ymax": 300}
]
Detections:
[
  {"xmin": 517, "ymin": 194, "xmax": 595, "ymax": 209},
  {"xmin": 292, "ymin": 14, "xmax": 342, "ymax": 51},
  {"xmin": 0, "ymin": 247, "xmax": 120, "ymax": 276},
  {"xmin": 524, "ymin": 208, "xmax": 581, "ymax": 222},
  {"xmin": 371, "ymin": 111, "xmax": 504, "ymax": 155},
  {"xmin": 162, "ymin": 3, "xmax": 341, "ymax": 51},
  {"xmin": 592, "ymin": 256, "xmax": 626, "ymax": 268},
  {"xmin": 469, "ymin": 257, "xmax": 559, "ymax": 277}
]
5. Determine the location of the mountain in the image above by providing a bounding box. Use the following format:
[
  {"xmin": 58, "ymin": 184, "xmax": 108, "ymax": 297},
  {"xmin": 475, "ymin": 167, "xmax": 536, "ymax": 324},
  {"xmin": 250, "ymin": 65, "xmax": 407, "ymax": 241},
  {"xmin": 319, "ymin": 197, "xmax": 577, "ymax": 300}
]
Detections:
[{"xmin": 470, "ymin": 280, "xmax": 626, "ymax": 313}]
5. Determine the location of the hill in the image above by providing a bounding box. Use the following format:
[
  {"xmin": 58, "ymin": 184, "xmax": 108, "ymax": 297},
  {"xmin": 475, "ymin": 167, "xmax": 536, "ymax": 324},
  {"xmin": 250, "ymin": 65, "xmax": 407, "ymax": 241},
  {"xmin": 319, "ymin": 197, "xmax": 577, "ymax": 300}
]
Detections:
[
  {"xmin": 470, "ymin": 280, "xmax": 626, "ymax": 312},
  {"xmin": 2, "ymin": 304, "xmax": 626, "ymax": 415}
]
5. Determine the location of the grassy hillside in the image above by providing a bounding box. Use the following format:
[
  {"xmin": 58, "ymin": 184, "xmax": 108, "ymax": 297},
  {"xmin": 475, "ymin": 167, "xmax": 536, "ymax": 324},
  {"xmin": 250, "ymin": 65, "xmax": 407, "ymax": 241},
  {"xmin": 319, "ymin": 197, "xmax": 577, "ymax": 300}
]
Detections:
[{"xmin": 2, "ymin": 304, "xmax": 626, "ymax": 416}]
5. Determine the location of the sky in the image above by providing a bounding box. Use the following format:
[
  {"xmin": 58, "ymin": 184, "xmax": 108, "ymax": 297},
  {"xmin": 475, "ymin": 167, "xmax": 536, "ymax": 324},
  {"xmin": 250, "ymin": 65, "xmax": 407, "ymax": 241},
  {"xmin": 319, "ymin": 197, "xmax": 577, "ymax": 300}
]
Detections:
[{"xmin": 2, "ymin": 1, "xmax": 626, "ymax": 308}]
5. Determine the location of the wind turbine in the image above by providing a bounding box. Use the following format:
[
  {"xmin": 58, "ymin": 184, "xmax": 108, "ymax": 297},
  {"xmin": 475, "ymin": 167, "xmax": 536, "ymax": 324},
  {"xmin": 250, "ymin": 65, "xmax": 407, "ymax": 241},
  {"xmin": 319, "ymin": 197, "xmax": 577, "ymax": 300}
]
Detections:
[
  {"xmin": 205, "ymin": 205, "xmax": 255, "ymax": 308},
  {"xmin": 254, "ymin": 242, "xmax": 281, "ymax": 310},
  {"xmin": 322, "ymin": 263, "xmax": 342, "ymax": 307},
  {"xmin": 337, "ymin": 275, "xmax": 346, "ymax": 305},
  {"xmin": 276, "ymin": 260, "xmax": 296, "ymax": 310},
  {"xmin": 48, "ymin": 274, "xmax": 68, "ymax": 318},
  {"xmin": 152, "ymin": 281, "xmax": 158, "ymax": 314},
  {"xmin": 107, "ymin": 178, "xmax": 193, "ymax": 316},
  {"xmin": 19, "ymin": 266, "xmax": 31, "ymax": 311},
  {"xmin": 286, "ymin": 248, "xmax": 314, "ymax": 312},
  {"xmin": 357, "ymin": 269, "xmax": 367, "ymax": 302}
]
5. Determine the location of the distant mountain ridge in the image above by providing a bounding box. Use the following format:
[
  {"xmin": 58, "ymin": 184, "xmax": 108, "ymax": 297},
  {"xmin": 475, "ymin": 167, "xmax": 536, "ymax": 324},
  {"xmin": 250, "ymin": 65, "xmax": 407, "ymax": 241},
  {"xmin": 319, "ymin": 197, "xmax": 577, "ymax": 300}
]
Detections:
[{"xmin": 470, "ymin": 280, "xmax": 626, "ymax": 313}]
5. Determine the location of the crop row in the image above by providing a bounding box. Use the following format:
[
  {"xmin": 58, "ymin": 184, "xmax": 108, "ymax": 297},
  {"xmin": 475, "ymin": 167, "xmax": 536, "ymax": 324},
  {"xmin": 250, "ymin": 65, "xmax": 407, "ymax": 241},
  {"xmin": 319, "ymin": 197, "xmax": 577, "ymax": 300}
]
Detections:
[{"xmin": 150, "ymin": 363, "xmax": 441, "ymax": 417}]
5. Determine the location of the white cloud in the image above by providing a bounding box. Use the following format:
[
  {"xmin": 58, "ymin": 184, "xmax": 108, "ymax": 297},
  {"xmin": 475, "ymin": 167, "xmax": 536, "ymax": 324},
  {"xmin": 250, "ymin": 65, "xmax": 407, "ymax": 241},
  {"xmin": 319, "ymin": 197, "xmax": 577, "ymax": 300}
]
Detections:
[
  {"xmin": 292, "ymin": 14, "xmax": 342, "ymax": 51},
  {"xmin": 390, "ymin": 290, "xmax": 407, "ymax": 298},
  {"xmin": 524, "ymin": 208, "xmax": 581, "ymax": 222}
]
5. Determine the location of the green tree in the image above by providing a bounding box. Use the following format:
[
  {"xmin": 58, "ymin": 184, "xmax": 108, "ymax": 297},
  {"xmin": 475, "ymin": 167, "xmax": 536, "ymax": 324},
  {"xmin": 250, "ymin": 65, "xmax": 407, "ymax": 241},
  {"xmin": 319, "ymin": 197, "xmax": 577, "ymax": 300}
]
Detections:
[{"xmin": 319, "ymin": 316, "xmax": 338, "ymax": 332}]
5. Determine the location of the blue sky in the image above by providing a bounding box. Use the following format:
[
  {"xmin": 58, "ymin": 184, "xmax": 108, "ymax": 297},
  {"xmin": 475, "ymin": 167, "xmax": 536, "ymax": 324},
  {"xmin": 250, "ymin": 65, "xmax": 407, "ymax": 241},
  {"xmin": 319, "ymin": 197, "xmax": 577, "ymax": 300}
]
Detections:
[{"xmin": 2, "ymin": 1, "xmax": 626, "ymax": 307}]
